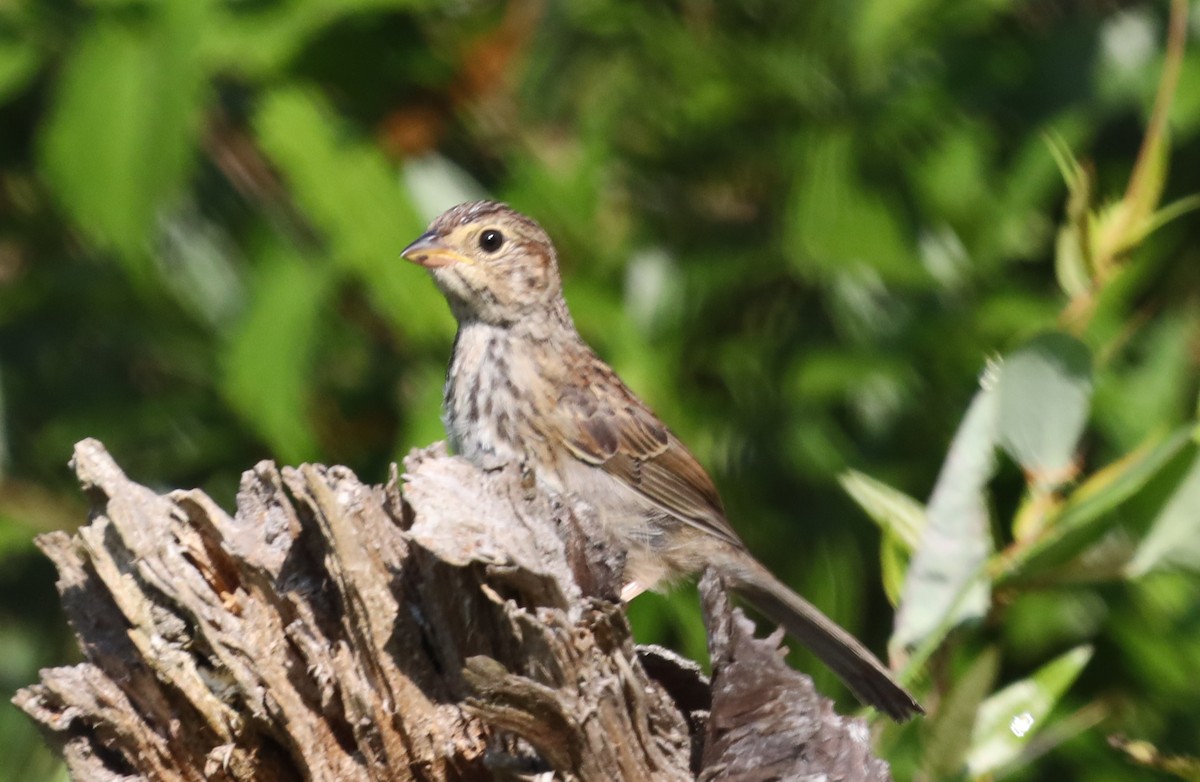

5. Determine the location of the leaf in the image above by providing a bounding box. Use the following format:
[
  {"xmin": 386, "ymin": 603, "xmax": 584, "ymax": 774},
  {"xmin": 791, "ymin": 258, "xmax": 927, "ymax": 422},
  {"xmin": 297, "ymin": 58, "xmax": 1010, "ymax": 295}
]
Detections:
[
  {"xmin": 995, "ymin": 426, "xmax": 1193, "ymax": 584},
  {"xmin": 0, "ymin": 28, "xmax": 41, "ymax": 104},
  {"xmin": 965, "ymin": 645, "xmax": 1093, "ymax": 778},
  {"xmin": 1127, "ymin": 447, "xmax": 1200, "ymax": 576},
  {"xmin": 839, "ymin": 469, "xmax": 926, "ymax": 550},
  {"xmin": 920, "ymin": 647, "xmax": 1000, "ymax": 778},
  {"xmin": 0, "ymin": 514, "xmax": 39, "ymax": 561},
  {"xmin": 787, "ymin": 131, "xmax": 920, "ymax": 283},
  {"xmin": 39, "ymin": 0, "xmax": 207, "ymax": 277},
  {"xmin": 879, "ymin": 532, "xmax": 908, "ymax": 607},
  {"xmin": 1094, "ymin": 311, "xmax": 1198, "ymax": 452},
  {"xmin": 1046, "ymin": 133, "xmax": 1096, "ymax": 293},
  {"xmin": 892, "ymin": 379, "xmax": 996, "ymax": 652},
  {"xmin": 221, "ymin": 241, "xmax": 332, "ymax": 464},
  {"xmin": 1132, "ymin": 194, "xmax": 1200, "ymax": 249},
  {"xmin": 996, "ymin": 332, "xmax": 1093, "ymax": 487},
  {"xmin": 1045, "ymin": 132, "xmax": 1088, "ymax": 203},
  {"xmin": 1094, "ymin": 130, "xmax": 1168, "ymax": 264},
  {"xmin": 1054, "ymin": 221, "xmax": 1092, "ymax": 299},
  {"xmin": 253, "ymin": 88, "xmax": 452, "ymax": 345}
]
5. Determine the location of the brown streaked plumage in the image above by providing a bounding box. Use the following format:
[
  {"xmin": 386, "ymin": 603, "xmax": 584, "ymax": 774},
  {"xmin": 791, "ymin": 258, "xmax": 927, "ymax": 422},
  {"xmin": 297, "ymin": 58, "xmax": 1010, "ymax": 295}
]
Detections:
[{"xmin": 402, "ymin": 200, "xmax": 922, "ymax": 720}]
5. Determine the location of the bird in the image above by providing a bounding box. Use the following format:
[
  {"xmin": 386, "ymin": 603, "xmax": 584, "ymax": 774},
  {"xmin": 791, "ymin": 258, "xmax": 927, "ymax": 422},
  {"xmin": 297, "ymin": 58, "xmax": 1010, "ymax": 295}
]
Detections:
[{"xmin": 401, "ymin": 200, "xmax": 922, "ymax": 721}]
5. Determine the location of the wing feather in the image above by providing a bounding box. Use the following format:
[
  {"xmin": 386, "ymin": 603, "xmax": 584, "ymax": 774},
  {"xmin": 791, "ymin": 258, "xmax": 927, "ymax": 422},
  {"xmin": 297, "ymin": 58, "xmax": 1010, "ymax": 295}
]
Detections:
[{"xmin": 553, "ymin": 368, "xmax": 743, "ymax": 547}]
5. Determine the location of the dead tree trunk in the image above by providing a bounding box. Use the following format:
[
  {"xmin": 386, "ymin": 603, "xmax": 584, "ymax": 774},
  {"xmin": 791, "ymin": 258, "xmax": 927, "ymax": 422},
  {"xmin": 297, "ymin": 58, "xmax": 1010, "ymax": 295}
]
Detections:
[{"xmin": 14, "ymin": 439, "xmax": 892, "ymax": 781}]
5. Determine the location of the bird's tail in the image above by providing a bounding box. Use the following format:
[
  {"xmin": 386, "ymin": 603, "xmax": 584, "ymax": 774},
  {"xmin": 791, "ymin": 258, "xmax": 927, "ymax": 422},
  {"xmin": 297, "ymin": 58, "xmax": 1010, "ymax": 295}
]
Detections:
[{"xmin": 723, "ymin": 557, "xmax": 922, "ymax": 721}]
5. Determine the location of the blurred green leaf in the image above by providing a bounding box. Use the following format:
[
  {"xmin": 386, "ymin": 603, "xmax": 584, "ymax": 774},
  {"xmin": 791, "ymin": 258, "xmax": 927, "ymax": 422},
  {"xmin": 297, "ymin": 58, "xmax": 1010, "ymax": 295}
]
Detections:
[
  {"xmin": 0, "ymin": 698, "xmax": 68, "ymax": 782},
  {"xmin": 1001, "ymin": 590, "xmax": 1107, "ymax": 664},
  {"xmin": 253, "ymin": 88, "xmax": 450, "ymax": 345},
  {"xmin": 965, "ymin": 645, "xmax": 1094, "ymax": 778},
  {"xmin": 1127, "ymin": 446, "xmax": 1200, "ymax": 577},
  {"xmin": 996, "ymin": 426, "xmax": 1193, "ymax": 584},
  {"xmin": 893, "ymin": 379, "xmax": 996, "ymax": 653},
  {"xmin": 913, "ymin": 123, "xmax": 992, "ymax": 240},
  {"xmin": 627, "ymin": 585, "xmax": 709, "ymax": 667},
  {"xmin": 0, "ymin": 30, "xmax": 40, "ymax": 104},
  {"xmin": 1137, "ymin": 194, "xmax": 1200, "ymax": 245},
  {"xmin": 921, "ymin": 646, "xmax": 1000, "ymax": 779},
  {"xmin": 0, "ymin": 518, "xmax": 36, "ymax": 561},
  {"xmin": 1047, "ymin": 134, "xmax": 1095, "ymax": 294},
  {"xmin": 1113, "ymin": 571, "xmax": 1200, "ymax": 702},
  {"xmin": 839, "ymin": 469, "xmax": 926, "ymax": 550},
  {"xmin": 996, "ymin": 332, "xmax": 1093, "ymax": 487},
  {"xmin": 1095, "ymin": 128, "xmax": 1168, "ymax": 264},
  {"xmin": 879, "ymin": 531, "xmax": 907, "ymax": 607},
  {"xmin": 788, "ymin": 131, "xmax": 920, "ymax": 283},
  {"xmin": 1094, "ymin": 311, "xmax": 1198, "ymax": 452},
  {"xmin": 40, "ymin": 1, "xmax": 207, "ymax": 276},
  {"xmin": 1054, "ymin": 221, "xmax": 1092, "ymax": 300},
  {"xmin": 854, "ymin": 0, "xmax": 931, "ymax": 79},
  {"xmin": 221, "ymin": 241, "xmax": 332, "ymax": 464}
]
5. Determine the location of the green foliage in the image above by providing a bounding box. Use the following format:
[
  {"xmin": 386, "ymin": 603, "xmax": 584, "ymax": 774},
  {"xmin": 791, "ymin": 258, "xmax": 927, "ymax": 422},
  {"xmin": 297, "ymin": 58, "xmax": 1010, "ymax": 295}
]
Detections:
[
  {"xmin": 221, "ymin": 239, "xmax": 331, "ymax": 463},
  {"xmin": 995, "ymin": 333, "xmax": 1093, "ymax": 487},
  {"xmin": 2, "ymin": 0, "xmax": 1199, "ymax": 779},
  {"xmin": 965, "ymin": 645, "xmax": 1094, "ymax": 777},
  {"xmin": 892, "ymin": 380, "xmax": 996, "ymax": 656},
  {"xmin": 41, "ymin": 1, "xmax": 207, "ymax": 278}
]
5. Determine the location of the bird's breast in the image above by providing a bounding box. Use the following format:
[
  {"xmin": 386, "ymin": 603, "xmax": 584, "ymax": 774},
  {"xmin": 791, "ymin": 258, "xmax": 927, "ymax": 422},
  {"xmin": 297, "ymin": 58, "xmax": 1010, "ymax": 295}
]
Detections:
[{"xmin": 443, "ymin": 322, "xmax": 544, "ymax": 471}]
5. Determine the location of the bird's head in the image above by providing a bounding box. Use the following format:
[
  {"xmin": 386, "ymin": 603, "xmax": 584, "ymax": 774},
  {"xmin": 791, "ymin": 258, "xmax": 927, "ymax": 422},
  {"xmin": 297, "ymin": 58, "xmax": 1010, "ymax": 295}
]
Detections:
[{"xmin": 402, "ymin": 201, "xmax": 566, "ymax": 327}]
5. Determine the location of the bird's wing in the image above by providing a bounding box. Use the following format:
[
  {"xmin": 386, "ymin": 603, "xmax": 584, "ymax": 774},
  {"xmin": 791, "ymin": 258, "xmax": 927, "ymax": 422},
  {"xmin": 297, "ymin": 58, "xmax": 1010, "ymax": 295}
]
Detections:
[{"xmin": 550, "ymin": 360, "xmax": 744, "ymax": 548}]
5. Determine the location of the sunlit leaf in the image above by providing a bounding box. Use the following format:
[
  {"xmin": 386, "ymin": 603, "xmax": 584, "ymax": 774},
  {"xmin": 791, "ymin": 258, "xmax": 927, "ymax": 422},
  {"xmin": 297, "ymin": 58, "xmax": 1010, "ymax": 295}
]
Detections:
[
  {"xmin": 1045, "ymin": 132, "xmax": 1088, "ymax": 196},
  {"xmin": 254, "ymin": 88, "xmax": 451, "ymax": 345},
  {"xmin": 893, "ymin": 378, "xmax": 996, "ymax": 652},
  {"xmin": 788, "ymin": 131, "xmax": 920, "ymax": 283},
  {"xmin": 221, "ymin": 241, "xmax": 332, "ymax": 464},
  {"xmin": 1094, "ymin": 130, "xmax": 1167, "ymax": 264},
  {"xmin": 996, "ymin": 426, "xmax": 1193, "ymax": 584},
  {"xmin": 966, "ymin": 645, "xmax": 1093, "ymax": 777},
  {"xmin": 996, "ymin": 332, "xmax": 1093, "ymax": 487},
  {"xmin": 40, "ymin": 0, "xmax": 207, "ymax": 277},
  {"xmin": 1046, "ymin": 133, "xmax": 1098, "ymax": 292},
  {"xmin": 1055, "ymin": 222, "xmax": 1092, "ymax": 299},
  {"xmin": 1127, "ymin": 447, "xmax": 1200, "ymax": 576},
  {"xmin": 1141, "ymin": 194, "xmax": 1200, "ymax": 240},
  {"xmin": 839, "ymin": 469, "xmax": 926, "ymax": 550},
  {"xmin": 879, "ymin": 531, "xmax": 907, "ymax": 607}
]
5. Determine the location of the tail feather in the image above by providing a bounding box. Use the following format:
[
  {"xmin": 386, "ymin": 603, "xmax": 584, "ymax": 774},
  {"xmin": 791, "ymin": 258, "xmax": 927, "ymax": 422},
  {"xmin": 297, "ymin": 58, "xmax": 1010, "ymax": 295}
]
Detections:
[{"xmin": 725, "ymin": 560, "xmax": 922, "ymax": 721}]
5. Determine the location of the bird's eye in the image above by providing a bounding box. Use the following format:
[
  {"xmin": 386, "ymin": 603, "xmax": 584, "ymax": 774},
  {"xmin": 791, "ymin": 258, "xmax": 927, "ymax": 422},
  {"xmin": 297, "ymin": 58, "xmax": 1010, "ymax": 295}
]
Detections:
[{"xmin": 478, "ymin": 229, "xmax": 505, "ymax": 253}]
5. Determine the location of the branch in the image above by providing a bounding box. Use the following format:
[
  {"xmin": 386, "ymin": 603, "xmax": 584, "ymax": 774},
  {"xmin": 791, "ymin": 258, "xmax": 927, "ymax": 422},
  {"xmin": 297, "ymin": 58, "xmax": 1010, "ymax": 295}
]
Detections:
[{"xmin": 14, "ymin": 439, "xmax": 893, "ymax": 781}]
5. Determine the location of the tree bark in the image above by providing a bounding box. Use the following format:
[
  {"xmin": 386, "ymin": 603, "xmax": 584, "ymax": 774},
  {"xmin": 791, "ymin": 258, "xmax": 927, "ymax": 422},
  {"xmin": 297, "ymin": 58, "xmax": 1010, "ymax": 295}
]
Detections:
[{"xmin": 14, "ymin": 439, "xmax": 892, "ymax": 781}]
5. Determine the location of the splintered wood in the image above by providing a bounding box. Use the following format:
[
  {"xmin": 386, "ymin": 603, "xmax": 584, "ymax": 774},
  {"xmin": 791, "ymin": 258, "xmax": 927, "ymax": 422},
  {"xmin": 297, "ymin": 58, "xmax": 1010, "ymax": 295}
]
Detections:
[{"xmin": 14, "ymin": 439, "xmax": 891, "ymax": 781}]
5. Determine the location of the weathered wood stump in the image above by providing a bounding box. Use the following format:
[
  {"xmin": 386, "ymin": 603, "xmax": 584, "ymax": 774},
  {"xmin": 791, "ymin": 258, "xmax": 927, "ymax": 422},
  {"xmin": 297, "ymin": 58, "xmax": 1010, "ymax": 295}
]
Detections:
[{"xmin": 13, "ymin": 439, "xmax": 891, "ymax": 781}]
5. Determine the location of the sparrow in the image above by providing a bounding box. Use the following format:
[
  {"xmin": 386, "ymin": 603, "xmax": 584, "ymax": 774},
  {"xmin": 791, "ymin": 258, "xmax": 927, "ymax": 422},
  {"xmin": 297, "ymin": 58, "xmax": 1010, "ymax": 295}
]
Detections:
[{"xmin": 401, "ymin": 200, "xmax": 921, "ymax": 720}]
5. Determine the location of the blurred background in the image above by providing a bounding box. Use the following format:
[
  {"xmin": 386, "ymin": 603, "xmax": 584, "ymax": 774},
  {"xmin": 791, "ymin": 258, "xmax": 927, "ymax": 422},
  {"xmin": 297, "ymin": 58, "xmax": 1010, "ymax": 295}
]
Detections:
[{"xmin": 2, "ymin": 1, "xmax": 1199, "ymax": 780}]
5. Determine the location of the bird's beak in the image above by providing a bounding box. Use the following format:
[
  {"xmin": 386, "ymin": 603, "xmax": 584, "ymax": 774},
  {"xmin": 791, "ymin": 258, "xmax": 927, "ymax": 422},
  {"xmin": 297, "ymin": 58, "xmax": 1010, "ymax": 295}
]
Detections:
[{"xmin": 401, "ymin": 232, "xmax": 473, "ymax": 268}]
